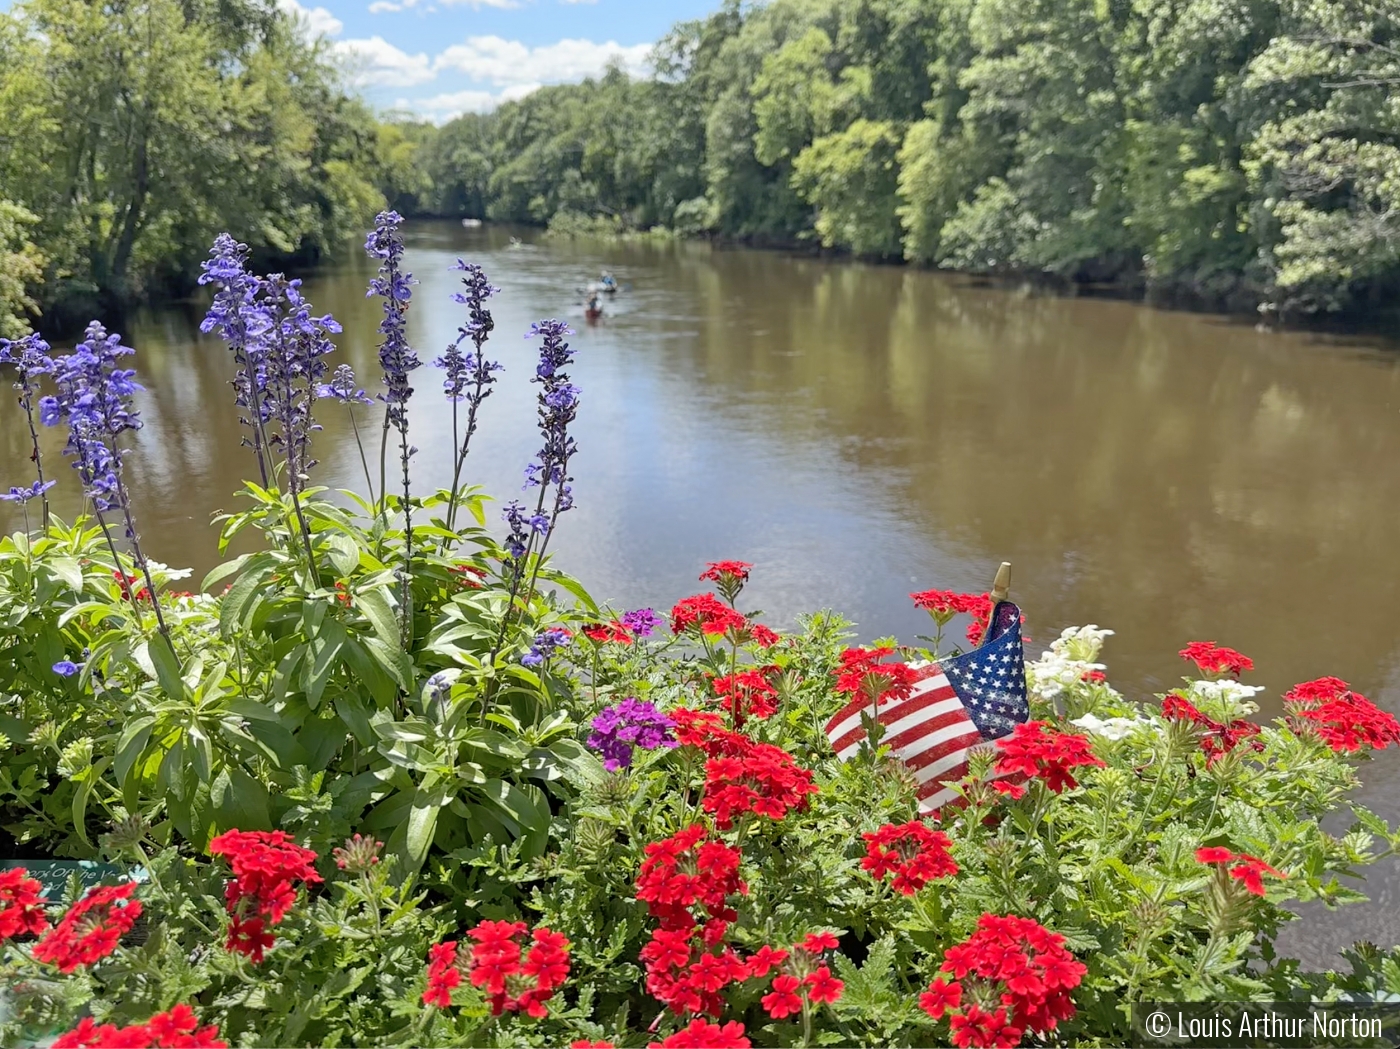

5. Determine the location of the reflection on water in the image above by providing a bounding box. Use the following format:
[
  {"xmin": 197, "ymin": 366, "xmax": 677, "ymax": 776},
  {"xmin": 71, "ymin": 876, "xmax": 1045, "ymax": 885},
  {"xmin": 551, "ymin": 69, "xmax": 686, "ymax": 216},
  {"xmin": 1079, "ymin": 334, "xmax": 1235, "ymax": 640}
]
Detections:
[{"xmin": 5, "ymin": 220, "xmax": 1400, "ymax": 958}]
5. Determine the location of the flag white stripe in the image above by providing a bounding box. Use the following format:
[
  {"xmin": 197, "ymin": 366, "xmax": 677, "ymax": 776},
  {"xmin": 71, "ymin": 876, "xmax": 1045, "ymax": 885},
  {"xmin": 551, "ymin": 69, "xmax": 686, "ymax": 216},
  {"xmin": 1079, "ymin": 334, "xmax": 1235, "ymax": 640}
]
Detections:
[
  {"xmin": 830, "ymin": 697, "xmax": 967, "ymax": 759},
  {"xmin": 823, "ymin": 673, "xmax": 953, "ymax": 744}
]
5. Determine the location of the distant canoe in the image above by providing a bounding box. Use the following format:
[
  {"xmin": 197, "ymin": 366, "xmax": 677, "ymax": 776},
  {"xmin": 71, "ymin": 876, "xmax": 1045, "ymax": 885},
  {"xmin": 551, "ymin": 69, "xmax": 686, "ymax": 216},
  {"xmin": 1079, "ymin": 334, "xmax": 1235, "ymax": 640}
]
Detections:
[{"xmin": 461, "ymin": 218, "xmax": 483, "ymax": 228}]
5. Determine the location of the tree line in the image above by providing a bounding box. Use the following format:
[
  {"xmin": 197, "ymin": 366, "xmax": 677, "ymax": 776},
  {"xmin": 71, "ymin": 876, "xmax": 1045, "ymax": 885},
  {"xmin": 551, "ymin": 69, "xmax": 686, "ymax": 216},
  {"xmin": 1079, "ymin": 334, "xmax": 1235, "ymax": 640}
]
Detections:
[
  {"xmin": 398, "ymin": 0, "xmax": 1399, "ymax": 316},
  {"xmin": 0, "ymin": 0, "xmax": 424, "ymax": 335},
  {"xmin": 2, "ymin": 0, "xmax": 1396, "ymax": 334}
]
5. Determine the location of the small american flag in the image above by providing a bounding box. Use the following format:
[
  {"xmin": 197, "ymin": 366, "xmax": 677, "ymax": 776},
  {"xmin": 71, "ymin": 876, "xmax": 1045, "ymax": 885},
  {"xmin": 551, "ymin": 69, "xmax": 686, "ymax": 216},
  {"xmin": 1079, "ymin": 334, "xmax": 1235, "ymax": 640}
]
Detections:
[{"xmin": 824, "ymin": 601, "xmax": 1029, "ymax": 812}]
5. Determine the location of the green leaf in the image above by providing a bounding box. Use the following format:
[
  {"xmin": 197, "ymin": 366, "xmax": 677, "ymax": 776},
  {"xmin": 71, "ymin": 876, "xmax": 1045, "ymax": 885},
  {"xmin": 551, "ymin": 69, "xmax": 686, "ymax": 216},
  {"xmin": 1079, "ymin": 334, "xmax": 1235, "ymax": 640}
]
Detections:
[
  {"xmin": 48, "ymin": 556, "xmax": 84, "ymax": 592},
  {"xmin": 220, "ymin": 560, "xmax": 272, "ymax": 639},
  {"xmin": 326, "ymin": 534, "xmax": 360, "ymax": 577},
  {"xmin": 201, "ymin": 552, "xmax": 252, "ymax": 593},
  {"xmin": 211, "ymin": 767, "xmax": 272, "ymax": 832},
  {"xmin": 355, "ymin": 588, "xmax": 399, "ymax": 649},
  {"xmin": 303, "ymin": 616, "xmax": 347, "ymax": 710},
  {"xmin": 114, "ymin": 715, "xmax": 156, "ymax": 795},
  {"xmin": 71, "ymin": 756, "xmax": 112, "ymax": 847},
  {"xmin": 146, "ymin": 634, "xmax": 186, "ymax": 700}
]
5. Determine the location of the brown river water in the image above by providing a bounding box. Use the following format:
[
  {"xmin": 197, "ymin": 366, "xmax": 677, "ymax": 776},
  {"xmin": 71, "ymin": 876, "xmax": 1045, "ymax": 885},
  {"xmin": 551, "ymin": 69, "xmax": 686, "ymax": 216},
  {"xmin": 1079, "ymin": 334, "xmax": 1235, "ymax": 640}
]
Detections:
[{"xmin": 4, "ymin": 220, "xmax": 1400, "ymax": 962}]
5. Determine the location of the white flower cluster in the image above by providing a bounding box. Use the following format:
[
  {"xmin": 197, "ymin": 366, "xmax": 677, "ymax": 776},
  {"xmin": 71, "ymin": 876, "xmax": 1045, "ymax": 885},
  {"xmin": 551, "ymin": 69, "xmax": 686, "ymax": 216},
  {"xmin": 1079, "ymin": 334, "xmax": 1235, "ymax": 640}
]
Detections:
[
  {"xmin": 1028, "ymin": 625, "xmax": 1115, "ymax": 702},
  {"xmin": 1185, "ymin": 677, "xmax": 1266, "ymax": 719},
  {"xmin": 1070, "ymin": 712, "xmax": 1155, "ymax": 741}
]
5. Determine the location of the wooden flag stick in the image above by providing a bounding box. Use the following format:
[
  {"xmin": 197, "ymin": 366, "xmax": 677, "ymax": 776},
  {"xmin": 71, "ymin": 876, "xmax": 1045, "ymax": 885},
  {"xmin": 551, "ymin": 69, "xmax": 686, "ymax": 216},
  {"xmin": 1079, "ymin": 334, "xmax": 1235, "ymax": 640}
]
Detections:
[{"xmin": 990, "ymin": 561, "xmax": 1011, "ymax": 604}]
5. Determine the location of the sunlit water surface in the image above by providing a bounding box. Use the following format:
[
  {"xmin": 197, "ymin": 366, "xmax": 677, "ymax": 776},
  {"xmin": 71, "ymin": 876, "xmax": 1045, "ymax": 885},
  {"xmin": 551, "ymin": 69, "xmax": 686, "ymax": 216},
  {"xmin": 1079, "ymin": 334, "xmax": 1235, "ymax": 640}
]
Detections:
[{"xmin": 6, "ymin": 221, "xmax": 1400, "ymax": 962}]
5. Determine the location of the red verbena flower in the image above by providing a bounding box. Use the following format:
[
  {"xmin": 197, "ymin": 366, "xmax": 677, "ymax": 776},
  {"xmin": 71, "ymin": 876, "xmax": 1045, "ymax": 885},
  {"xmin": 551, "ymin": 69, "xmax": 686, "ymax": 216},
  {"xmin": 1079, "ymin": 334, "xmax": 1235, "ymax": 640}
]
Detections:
[
  {"xmin": 1194, "ymin": 847, "xmax": 1286, "ymax": 896},
  {"xmin": 834, "ymin": 647, "xmax": 920, "ymax": 706},
  {"xmin": 805, "ymin": 965, "xmax": 845, "ymax": 1005},
  {"xmin": 920, "ymin": 976, "xmax": 962, "ymax": 1020},
  {"xmin": 461, "ymin": 920, "xmax": 570, "ymax": 1017},
  {"xmin": 1179, "ymin": 641, "xmax": 1253, "ymax": 677},
  {"xmin": 1283, "ymin": 678, "xmax": 1400, "ymax": 753},
  {"xmin": 225, "ymin": 914, "xmax": 275, "ymax": 964},
  {"xmin": 747, "ymin": 944, "xmax": 789, "ymax": 978},
  {"xmin": 53, "ymin": 1006, "xmax": 226, "ymax": 1049},
  {"xmin": 583, "ymin": 620, "xmax": 634, "ymax": 645},
  {"xmin": 712, "ymin": 667, "xmax": 781, "ymax": 722},
  {"xmin": 799, "ymin": 930, "xmax": 839, "ymax": 954},
  {"xmin": 949, "ymin": 1003, "xmax": 1022, "ymax": 1049},
  {"xmin": 423, "ymin": 940, "xmax": 462, "ymax": 1008},
  {"xmin": 648, "ymin": 1018, "xmax": 751, "ymax": 1048},
  {"xmin": 938, "ymin": 914, "xmax": 1084, "ymax": 1039},
  {"xmin": 993, "ymin": 721, "xmax": 1104, "ymax": 793},
  {"xmin": 1161, "ymin": 695, "xmax": 1264, "ymax": 765},
  {"xmin": 699, "ymin": 561, "xmax": 752, "ymax": 585},
  {"xmin": 761, "ymin": 974, "xmax": 804, "ymax": 1019},
  {"xmin": 671, "ymin": 594, "xmax": 748, "ymax": 638},
  {"xmin": 749, "ymin": 623, "xmax": 781, "ymax": 648},
  {"xmin": 32, "ymin": 882, "xmax": 142, "ymax": 973},
  {"xmin": 1080, "ymin": 669, "xmax": 1106, "ymax": 684},
  {"xmin": 910, "ymin": 590, "xmax": 996, "ymax": 645},
  {"xmin": 636, "ymin": 825, "xmax": 746, "ymax": 932},
  {"xmin": 702, "ymin": 741, "xmax": 817, "ymax": 829},
  {"xmin": 0, "ymin": 867, "xmax": 50, "ymax": 941},
  {"xmin": 861, "ymin": 821, "xmax": 958, "ymax": 894}
]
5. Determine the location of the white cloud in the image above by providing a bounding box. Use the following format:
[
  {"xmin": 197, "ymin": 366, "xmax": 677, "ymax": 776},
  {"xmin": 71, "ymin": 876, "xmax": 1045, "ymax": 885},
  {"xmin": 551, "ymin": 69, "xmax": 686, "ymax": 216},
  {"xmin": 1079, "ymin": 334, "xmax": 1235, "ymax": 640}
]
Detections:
[
  {"xmin": 434, "ymin": 35, "xmax": 652, "ymax": 86},
  {"xmin": 368, "ymin": 1, "xmax": 403, "ymax": 11},
  {"xmin": 402, "ymin": 82, "xmax": 541, "ymax": 120},
  {"xmin": 277, "ymin": 0, "xmax": 343, "ymax": 37},
  {"xmin": 335, "ymin": 36, "xmax": 435, "ymax": 87}
]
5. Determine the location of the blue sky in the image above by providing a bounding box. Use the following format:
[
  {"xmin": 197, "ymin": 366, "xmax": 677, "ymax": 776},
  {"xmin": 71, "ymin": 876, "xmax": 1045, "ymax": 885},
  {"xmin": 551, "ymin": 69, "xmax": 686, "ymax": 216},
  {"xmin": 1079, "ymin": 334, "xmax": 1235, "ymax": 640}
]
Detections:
[{"xmin": 277, "ymin": 0, "xmax": 718, "ymax": 121}]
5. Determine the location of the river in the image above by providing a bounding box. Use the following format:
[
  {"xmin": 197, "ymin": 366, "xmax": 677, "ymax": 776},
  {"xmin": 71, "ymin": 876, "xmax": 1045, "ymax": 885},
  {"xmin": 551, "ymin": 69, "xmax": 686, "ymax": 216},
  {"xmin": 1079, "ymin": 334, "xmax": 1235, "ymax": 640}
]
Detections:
[{"xmin": 4, "ymin": 219, "xmax": 1400, "ymax": 961}]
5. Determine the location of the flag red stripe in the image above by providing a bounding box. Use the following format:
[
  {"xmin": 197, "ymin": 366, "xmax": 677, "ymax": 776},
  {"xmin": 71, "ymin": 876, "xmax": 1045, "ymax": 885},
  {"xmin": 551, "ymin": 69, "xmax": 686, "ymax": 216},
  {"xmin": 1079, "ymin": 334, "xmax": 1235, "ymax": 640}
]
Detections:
[{"xmin": 828, "ymin": 689, "xmax": 962, "ymax": 756}]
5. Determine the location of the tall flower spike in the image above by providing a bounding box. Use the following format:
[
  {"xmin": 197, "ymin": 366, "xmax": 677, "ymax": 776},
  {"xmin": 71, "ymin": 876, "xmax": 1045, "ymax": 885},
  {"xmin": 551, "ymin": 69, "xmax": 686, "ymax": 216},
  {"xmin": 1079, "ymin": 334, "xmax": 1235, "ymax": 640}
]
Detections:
[
  {"xmin": 366, "ymin": 211, "xmax": 419, "ymax": 637},
  {"xmin": 199, "ymin": 234, "xmax": 274, "ymax": 486},
  {"xmin": 437, "ymin": 260, "xmax": 501, "ymax": 531},
  {"xmin": 39, "ymin": 323, "xmax": 168, "ymax": 636},
  {"xmin": 0, "ymin": 332, "xmax": 56, "ymax": 529}
]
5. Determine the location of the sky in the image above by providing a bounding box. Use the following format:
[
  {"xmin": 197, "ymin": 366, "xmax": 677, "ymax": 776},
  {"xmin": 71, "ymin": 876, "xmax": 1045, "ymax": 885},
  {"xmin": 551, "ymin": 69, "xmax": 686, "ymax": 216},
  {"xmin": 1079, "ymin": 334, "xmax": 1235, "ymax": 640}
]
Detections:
[{"xmin": 277, "ymin": 0, "xmax": 718, "ymax": 121}]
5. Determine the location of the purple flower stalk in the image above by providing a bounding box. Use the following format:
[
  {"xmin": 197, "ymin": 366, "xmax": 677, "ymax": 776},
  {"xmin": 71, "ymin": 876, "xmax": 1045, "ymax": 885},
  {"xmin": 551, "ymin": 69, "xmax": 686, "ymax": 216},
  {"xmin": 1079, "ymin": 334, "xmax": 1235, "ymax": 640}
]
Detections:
[
  {"xmin": 366, "ymin": 211, "xmax": 419, "ymax": 636},
  {"xmin": 39, "ymin": 323, "xmax": 167, "ymax": 636},
  {"xmin": 521, "ymin": 625, "xmax": 572, "ymax": 667},
  {"xmin": 260, "ymin": 275, "xmax": 341, "ymax": 500},
  {"xmin": 199, "ymin": 234, "xmax": 274, "ymax": 486},
  {"xmin": 621, "ymin": 608, "xmax": 664, "ymax": 638},
  {"xmin": 436, "ymin": 260, "xmax": 501, "ymax": 532},
  {"xmin": 0, "ymin": 333, "xmax": 55, "ymax": 529},
  {"xmin": 587, "ymin": 698, "xmax": 678, "ymax": 771}
]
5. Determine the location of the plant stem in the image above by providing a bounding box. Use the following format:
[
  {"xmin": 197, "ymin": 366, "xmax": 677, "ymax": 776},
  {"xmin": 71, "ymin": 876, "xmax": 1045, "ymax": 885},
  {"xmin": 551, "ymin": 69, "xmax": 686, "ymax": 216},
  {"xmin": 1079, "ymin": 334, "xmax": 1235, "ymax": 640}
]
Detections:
[{"xmin": 347, "ymin": 406, "xmax": 375, "ymax": 504}]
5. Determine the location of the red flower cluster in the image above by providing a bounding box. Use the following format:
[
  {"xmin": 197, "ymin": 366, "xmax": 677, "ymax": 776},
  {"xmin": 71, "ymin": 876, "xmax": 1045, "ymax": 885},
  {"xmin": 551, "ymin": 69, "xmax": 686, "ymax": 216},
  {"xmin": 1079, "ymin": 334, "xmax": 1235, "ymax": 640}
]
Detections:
[
  {"xmin": 454, "ymin": 920, "xmax": 572, "ymax": 1017},
  {"xmin": 712, "ymin": 668, "xmax": 780, "ymax": 722},
  {"xmin": 704, "ymin": 742, "xmax": 817, "ymax": 829},
  {"xmin": 748, "ymin": 623, "xmax": 781, "ymax": 648},
  {"xmin": 910, "ymin": 590, "xmax": 995, "ymax": 646},
  {"xmin": 583, "ymin": 620, "xmax": 634, "ymax": 645},
  {"xmin": 422, "ymin": 940, "xmax": 462, "ymax": 1007},
  {"xmin": 1195, "ymin": 847, "xmax": 1286, "ymax": 896},
  {"xmin": 1161, "ymin": 695, "xmax": 1264, "ymax": 765},
  {"xmin": 834, "ymin": 647, "xmax": 920, "ymax": 706},
  {"xmin": 922, "ymin": 914, "xmax": 1085, "ymax": 1048},
  {"xmin": 32, "ymin": 883, "xmax": 142, "ymax": 973},
  {"xmin": 671, "ymin": 594, "xmax": 748, "ymax": 638},
  {"xmin": 53, "ymin": 1006, "xmax": 225, "ymax": 1049},
  {"xmin": 648, "ymin": 1019, "xmax": 751, "ymax": 1048},
  {"xmin": 1179, "ymin": 641, "xmax": 1253, "ymax": 677},
  {"xmin": 570, "ymin": 1042, "xmax": 615, "ymax": 1049},
  {"xmin": 699, "ymin": 561, "xmax": 752, "ymax": 585},
  {"xmin": 636, "ymin": 826, "xmax": 751, "ymax": 1015},
  {"xmin": 1080, "ymin": 670, "xmax": 1106, "ymax": 684},
  {"xmin": 671, "ymin": 709, "xmax": 817, "ymax": 828},
  {"xmin": 637, "ymin": 825, "xmax": 746, "ymax": 934},
  {"xmin": 208, "ymin": 829, "xmax": 321, "ymax": 964},
  {"xmin": 0, "ymin": 867, "xmax": 50, "ymax": 941},
  {"xmin": 994, "ymin": 721, "xmax": 1104, "ymax": 793},
  {"xmin": 1283, "ymin": 677, "xmax": 1400, "ymax": 753},
  {"xmin": 113, "ymin": 571, "xmax": 152, "ymax": 602},
  {"xmin": 861, "ymin": 820, "xmax": 959, "ymax": 895}
]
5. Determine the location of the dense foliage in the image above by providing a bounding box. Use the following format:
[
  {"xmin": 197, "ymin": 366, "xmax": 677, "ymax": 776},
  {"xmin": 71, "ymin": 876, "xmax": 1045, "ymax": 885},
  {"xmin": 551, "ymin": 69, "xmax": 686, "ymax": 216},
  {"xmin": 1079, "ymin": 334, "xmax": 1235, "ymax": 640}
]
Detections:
[
  {"xmin": 2, "ymin": 219, "xmax": 1400, "ymax": 1047},
  {"xmin": 400, "ymin": 0, "xmax": 1400, "ymax": 315},
  {"xmin": 0, "ymin": 0, "xmax": 416, "ymax": 326}
]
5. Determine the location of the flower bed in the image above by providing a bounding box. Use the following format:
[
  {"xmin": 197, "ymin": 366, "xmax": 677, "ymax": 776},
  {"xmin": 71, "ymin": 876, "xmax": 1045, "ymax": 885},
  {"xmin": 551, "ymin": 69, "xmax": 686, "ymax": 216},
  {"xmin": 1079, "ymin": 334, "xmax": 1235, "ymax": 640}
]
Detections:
[{"xmin": 2, "ymin": 218, "xmax": 1400, "ymax": 1047}]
